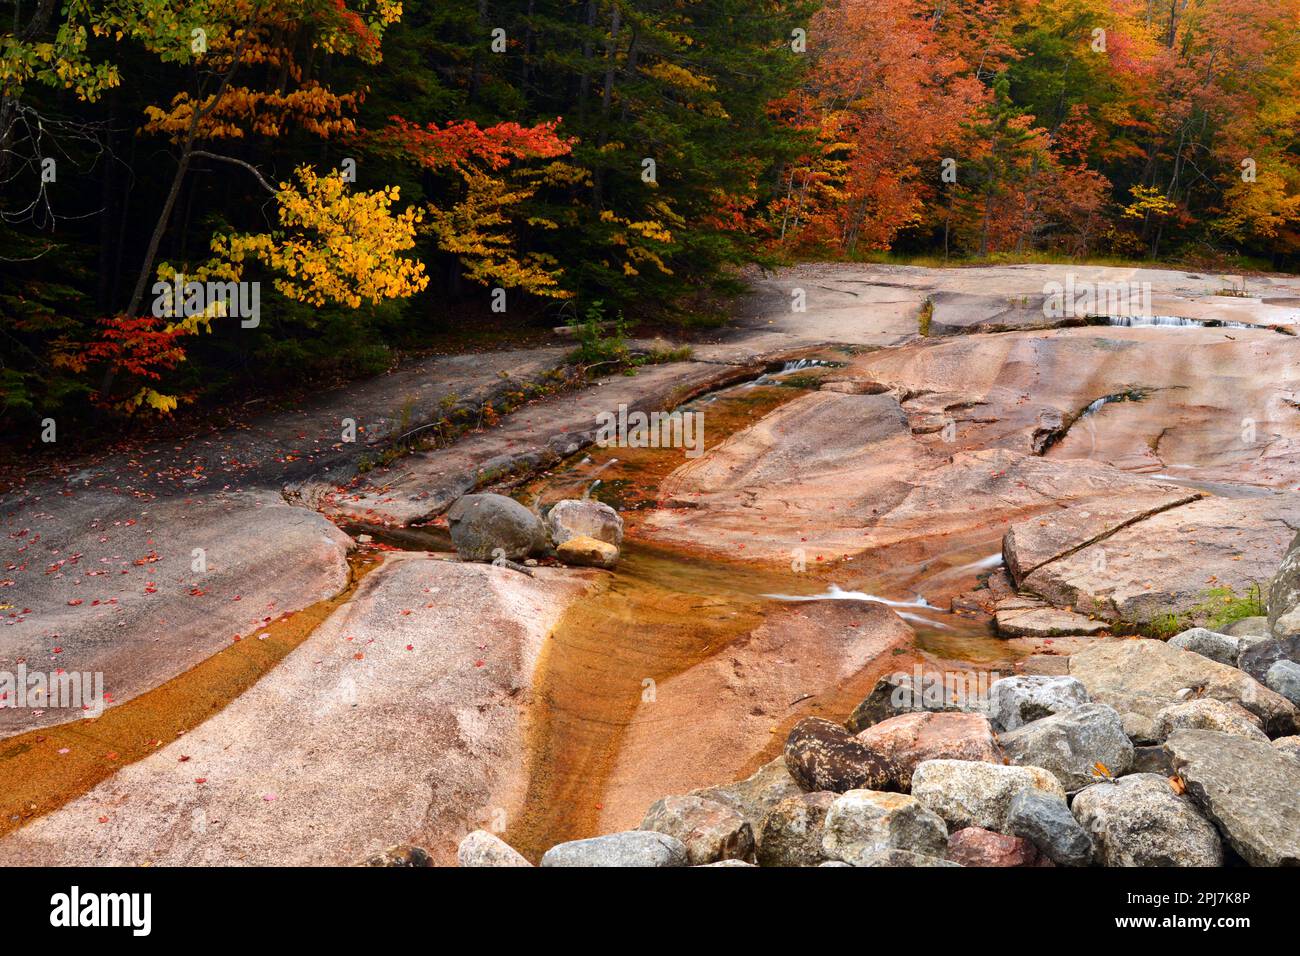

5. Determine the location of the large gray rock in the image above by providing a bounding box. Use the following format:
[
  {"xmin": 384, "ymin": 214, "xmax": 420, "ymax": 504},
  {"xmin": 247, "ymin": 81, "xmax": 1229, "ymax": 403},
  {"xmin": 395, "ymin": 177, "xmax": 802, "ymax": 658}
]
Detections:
[
  {"xmin": 640, "ymin": 795, "xmax": 753, "ymax": 865},
  {"xmin": 692, "ymin": 757, "xmax": 804, "ymax": 831},
  {"xmin": 987, "ymin": 675, "xmax": 1090, "ymax": 732},
  {"xmin": 998, "ymin": 703, "xmax": 1134, "ymax": 791},
  {"xmin": 1006, "ymin": 790, "xmax": 1094, "ymax": 866},
  {"xmin": 1269, "ymin": 530, "xmax": 1300, "ymax": 639},
  {"xmin": 1168, "ymin": 628, "xmax": 1239, "ymax": 666},
  {"xmin": 756, "ymin": 793, "xmax": 836, "ymax": 867},
  {"xmin": 1071, "ymin": 773, "xmax": 1222, "ymax": 867},
  {"xmin": 1238, "ymin": 636, "xmax": 1300, "ymax": 685},
  {"xmin": 1069, "ymin": 638, "xmax": 1297, "ymax": 737},
  {"xmin": 545, "ymin": 498, "xmax": 624, "ymax": 548},
  {"xmin": 456, "ymin": 831, "xmax": 532, "ymax": 867},
  {"xmin": 447, "ymin": 493, "xmax": 546, "ymax": 561},
  {"xmin": 784, "ymin": 717, "xmax": 901, "ymax": 793},
  {"xmin": 1265, "ymin": 659, "xmax": 1300, "ymax": 706},
  {"xmin": 910, "ymin": 759, "xmax": 1065, "ymax": 832},
  {"xmin": 1165, "ymin": 729, "xmax": 1300, "ymax": 866},
  {"xmin": 844, "ymin": 671, "xmax": 973, "ymax": 732},
  {"xmin": 820, "ymin": 790, "xmax": 949, "ymax": 865},
  {"xmin": 1153, "ymin": 698, "xmax": 1267, "ymax": 742},
  {"xmin": 540, "ymin": 831, "xmax": 689, "ymax": 867}
]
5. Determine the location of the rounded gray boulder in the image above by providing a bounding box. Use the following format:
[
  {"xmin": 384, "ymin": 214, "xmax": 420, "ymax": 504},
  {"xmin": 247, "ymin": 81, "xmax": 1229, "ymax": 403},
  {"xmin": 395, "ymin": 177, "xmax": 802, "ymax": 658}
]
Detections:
[{"xmin": 447, "ymin": 493, "xmax": 546, "ymax": 562}]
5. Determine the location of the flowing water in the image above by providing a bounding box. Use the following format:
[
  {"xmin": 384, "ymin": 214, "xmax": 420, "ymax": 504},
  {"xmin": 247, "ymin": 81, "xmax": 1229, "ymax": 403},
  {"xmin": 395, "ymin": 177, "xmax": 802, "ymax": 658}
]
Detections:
[{"xmin": 501, "ymin": 362, "xmax": 1023, "ymax": 858}]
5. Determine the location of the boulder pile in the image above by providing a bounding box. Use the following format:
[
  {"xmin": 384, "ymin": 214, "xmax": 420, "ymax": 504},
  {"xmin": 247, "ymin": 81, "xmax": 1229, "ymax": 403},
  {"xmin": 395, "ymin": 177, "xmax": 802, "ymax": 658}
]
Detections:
[
  {"xmin": 448, "ymin": 493, "xmax": 625, "ymax": 569},
  {"xmin": 448, "ymin": 524, "xmax": 1300, "ymax": 866}
]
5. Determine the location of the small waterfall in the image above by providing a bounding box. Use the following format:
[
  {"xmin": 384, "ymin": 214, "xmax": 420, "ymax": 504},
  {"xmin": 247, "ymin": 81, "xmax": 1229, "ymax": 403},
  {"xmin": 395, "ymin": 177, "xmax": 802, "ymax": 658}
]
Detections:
[
  {"xmin": 764, "ymin": 583, "xmax": 953, "ymax": 629},
  {"xmin": 745, "ymin": 358, "xmax": 832, "ymax": 387},
  {"xmin": 1103, "ymin": 314, "xmax": 1255, "ymax": 330}
]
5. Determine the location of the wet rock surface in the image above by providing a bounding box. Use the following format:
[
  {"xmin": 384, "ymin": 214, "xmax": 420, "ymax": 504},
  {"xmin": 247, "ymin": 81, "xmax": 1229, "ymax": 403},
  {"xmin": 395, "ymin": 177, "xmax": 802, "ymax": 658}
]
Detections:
[
  {"xmin": 555, "ymin": 534, "xmax": 619, "ymax": 569},
  {"xmin": 0, "ymin": 490, "xmax": 354, "ymax": 738},
  {"xmin": 605, "ymin": 600, "xmax": 915, "ymax": 830},
  {"xmin": 546, "ymin": 498, "xmax": 624, "ymax": 548},
  {"xmin": 0, "ymin": 557, "xmax": 600, "ymax": 865}
]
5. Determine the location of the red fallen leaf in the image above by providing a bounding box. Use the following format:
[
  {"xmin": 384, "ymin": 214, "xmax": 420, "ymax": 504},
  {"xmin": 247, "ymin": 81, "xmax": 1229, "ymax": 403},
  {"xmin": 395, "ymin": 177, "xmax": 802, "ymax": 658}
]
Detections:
[
  {"xmin": 194, "ymin": 778, "xmax": 207, "ymax": 784},
  {"xmin": 98, "ymin": 816, "xmax": 109, "ymax": 824},
  {"xmin": 52, "ymin": 647, "xmax": 62, "ymax": 654},
  {"xmin": 178, "ymin": 755, "xmax": 191, "ymax": 762},
  {"xmin": 474, "ymin": 660, "xmax": 485, "ymax": 667},
  {"xmin": 405, "ymin": 644, "xmax": 414, "ymax": 651},
  {"xmin": 353, "ymin": 653, "xmax": 364, "ymax": 660}
]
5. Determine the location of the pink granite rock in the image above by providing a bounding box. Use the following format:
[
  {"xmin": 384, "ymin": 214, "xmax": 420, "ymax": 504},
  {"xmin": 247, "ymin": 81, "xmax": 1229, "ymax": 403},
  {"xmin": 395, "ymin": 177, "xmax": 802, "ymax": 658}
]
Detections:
[
  {"xmin": 946, "ymin": 827, "xmax": 1043, "ymax": 867},
  {"xmin": 855, "ymin": 711, "xmax": 1002, "ymax": 789}
]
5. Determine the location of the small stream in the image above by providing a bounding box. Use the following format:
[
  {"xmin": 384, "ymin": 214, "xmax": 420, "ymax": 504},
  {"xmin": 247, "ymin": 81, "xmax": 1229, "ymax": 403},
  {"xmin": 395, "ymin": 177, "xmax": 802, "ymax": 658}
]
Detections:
[{"xmin": 498, "ymin": 360, "xmax": 1022, "ymax": 858}]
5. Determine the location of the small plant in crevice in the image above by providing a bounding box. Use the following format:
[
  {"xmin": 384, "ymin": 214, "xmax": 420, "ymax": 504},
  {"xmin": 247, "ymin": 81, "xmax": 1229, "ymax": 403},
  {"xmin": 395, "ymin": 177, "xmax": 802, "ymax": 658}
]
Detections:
[
  {"xmin": 918, "ymin": 297, "xmax": 934, "ymax": 337},
  {"xmin": 1140, "ymin": 583, "xmax": 1266, "ymax": 639}
]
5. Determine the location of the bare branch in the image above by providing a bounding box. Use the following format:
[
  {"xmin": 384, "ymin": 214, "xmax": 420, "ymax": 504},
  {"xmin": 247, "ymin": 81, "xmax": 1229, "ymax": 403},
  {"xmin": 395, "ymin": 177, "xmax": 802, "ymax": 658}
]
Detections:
[{"xmin": 190, "ymin": 150, "xmax": 279, "ymax": 194}]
